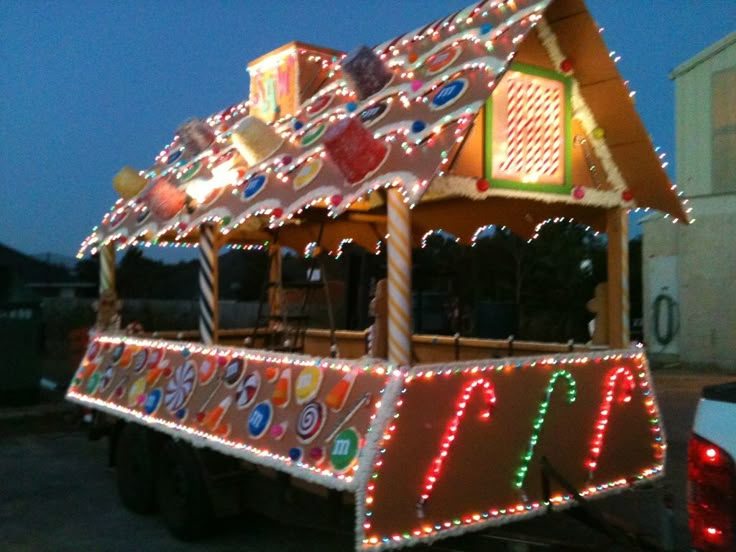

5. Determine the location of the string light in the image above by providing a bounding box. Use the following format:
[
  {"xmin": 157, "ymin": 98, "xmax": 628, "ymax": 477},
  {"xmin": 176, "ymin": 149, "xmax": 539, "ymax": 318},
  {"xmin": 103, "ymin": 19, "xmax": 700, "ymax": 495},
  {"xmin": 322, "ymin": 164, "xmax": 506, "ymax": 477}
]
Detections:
[{"xmin": 513, "ymin": 369, "xmax": 576, "ymax": 490}]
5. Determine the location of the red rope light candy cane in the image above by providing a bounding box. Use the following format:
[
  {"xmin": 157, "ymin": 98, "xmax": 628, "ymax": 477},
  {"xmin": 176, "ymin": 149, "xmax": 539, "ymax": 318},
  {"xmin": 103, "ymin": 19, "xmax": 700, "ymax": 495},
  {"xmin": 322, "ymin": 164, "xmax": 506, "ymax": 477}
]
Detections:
[
  {"xmin": 586, "ymin": 365, "xmax": 636, "ymax": 480},
  {"xmin": 417, "ymin": 377, "xmax": 496, "ymax": 518}
]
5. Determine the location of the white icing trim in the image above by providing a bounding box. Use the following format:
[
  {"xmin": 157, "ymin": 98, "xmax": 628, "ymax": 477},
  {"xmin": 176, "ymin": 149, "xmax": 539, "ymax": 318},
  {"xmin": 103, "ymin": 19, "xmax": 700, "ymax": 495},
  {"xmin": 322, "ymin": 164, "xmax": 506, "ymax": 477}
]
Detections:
[
  {"xmin": 353, "ymin": 372, "xmax": 406, "ymax": 551},
  {"xmin": 536, "ymin": 19, "xmax": 628, "ymax": 196},
  {"xmin": 429, "ymin": 174, "xmax": 624, "ymax": 208}
]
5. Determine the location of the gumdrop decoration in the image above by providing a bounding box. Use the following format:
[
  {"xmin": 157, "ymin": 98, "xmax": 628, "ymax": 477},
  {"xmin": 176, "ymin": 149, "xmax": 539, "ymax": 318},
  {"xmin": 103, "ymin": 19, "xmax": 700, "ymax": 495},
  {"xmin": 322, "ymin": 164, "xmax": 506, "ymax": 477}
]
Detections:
[
  {"xmin": 323, "ymin": 117, "xmax": 388, "ymax": 184},
  {"xmin": 342, "ymin": 45, "xmax": 392, "ymax": 101},
  {"xmin": 176, "ymin": 118, "xmax": 216, "ymax": 158}
]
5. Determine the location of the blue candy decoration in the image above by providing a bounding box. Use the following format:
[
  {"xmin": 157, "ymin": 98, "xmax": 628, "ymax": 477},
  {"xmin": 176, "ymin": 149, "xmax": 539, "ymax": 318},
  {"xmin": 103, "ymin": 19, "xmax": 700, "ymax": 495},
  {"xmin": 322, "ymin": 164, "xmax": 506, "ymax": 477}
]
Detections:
[
  {"xmin": 144, "ymin": 389, "xmax": 162, "ymax": 415},
  {"xmin": 176, "ymin": 408, "xmax": 187, "ymax": 420},
  {"xmin": 480, "ymin": 23, "xmax": 492, "ymax": 35},
  {"xmin": 411, "ymin": 120, "xmax": 426, "ymax": 134},
  {"xmin": 346, "ymin": 102, "xmax": 358, "ymax": 113},
  {"xmin": 293, "ymin": 120, "xmax": 304, "ymax": 131},
  {"xmin": 243, "ymin": 174, "xmax": 267, "ymax": 200},
  {"xmin": 181, "ymin": 348, "xmax": 190, "ymax": 357},
  {"xmin": 289, "ymin": 447, "xmax": 303, "ymax": 461},
  {"xmin": 248, "ymin": 402, "xmax": 273, "ymax": 438}
]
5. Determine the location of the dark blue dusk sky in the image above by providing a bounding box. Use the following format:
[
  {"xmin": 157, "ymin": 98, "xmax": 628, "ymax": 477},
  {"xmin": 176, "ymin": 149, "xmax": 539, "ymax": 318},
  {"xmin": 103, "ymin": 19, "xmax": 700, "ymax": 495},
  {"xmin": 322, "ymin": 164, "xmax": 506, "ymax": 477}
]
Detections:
[{"xmin": 1, "ymin": 1, "xmax": 734, "ymax": 258}]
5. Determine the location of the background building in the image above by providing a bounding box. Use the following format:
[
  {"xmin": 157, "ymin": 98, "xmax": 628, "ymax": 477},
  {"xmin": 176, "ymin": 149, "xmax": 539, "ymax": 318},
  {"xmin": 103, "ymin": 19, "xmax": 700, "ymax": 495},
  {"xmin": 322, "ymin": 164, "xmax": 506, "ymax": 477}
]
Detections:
[{"xmin": 642, "ymin": 32, "xmax": 736, "ymax": 370}]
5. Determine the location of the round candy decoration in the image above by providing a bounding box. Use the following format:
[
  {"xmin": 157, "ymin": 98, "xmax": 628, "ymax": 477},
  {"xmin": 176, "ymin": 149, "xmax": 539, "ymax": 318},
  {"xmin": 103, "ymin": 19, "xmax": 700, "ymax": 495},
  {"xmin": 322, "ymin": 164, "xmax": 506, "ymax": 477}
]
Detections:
[
  {"xmin": 85, "ymin": 371, "xmax": 101, "ymax": 394},
  {"xmin": 85, "ymin": 341, "xmax": 101, "ymax": 362},
  {"xmin": 144, "ymin": 388, "xmax": 163, "ymax": 415},
  {"xmin": 299, "ymin": 123, "xmax": 327, "ymax": 148},
  {"xmin": 236, "ymin": 372, "xmax": 261, "ymax": 409},
  {"xmin": 430, "ymin": 78, "xmax": 469, "ymax": 111},
  {"xmin": 198, "ymin": 359, "xmax": 217, "ymax": 385},
  {"xmin": 111, "ymin": 343, "xmax": 126, "ymax": 364},
  {"xmin": 358, "ymin": 101, "xmax": 390, "ymax": 128},
  {"xmin": 424, "ymin": 44, "xmax": 462, "ymax": 76},
  {"xmin": 113, "ymin": 376, "xmax": 128, "ymax": 400},
  {"xmin": 164, "ymin": 360, "xmax": 197, "ymax": 413},
  {"xmin": 135, "ymin": 206, "xmax": 150, "ymax": 225},
  {"xmin": 270, "ymin": 421, "xmax": 288, "ymax": 440},
  {"xmin": 128, "ymin": 376, "xmax": 148, "ymax": 407},
  {"xmin": 247, "ymin": 401, "xmax": 273, "ymax": 439},
  {"xmin": 296, "ymin": 401, "xmax": 326, "ymax": 444},
  {"xmin": 292, "ymin": 158, "xmax": 323, "ymax": 191},
  {"xmin": 289, "ymin": 447, "xmax": 303, "ymax": 462},
  {"xmin": 107, "ymin": 209, "xmax": 128, "ymax": 229},
  {"xmin": 329, "ymin": 427, "xmax": 361, "ymax": 472},
  {"xmin": 241, "ymin": 174, "xmax": 267, "ymax": 201},
  {"xmin": 132, "ymin": 349, "xmax": 149, "ymax": 373},
  {"xmin": 166, "ymin": 149, "xmax": 183, "ymax": 165},
  {"xmin": 223, "ymin": 358, "xmax": 245, "ymax": 388},
  {"xmin": 305, "ymin": 94, "xmax": 333, "ymax": 117},
  {"xmin": 98, "ymin": 364, "xmax": 115, "ymax": 393},
  {"xmin": 295, "ymin": 365, "xmax": 323, "ymax": 404}
]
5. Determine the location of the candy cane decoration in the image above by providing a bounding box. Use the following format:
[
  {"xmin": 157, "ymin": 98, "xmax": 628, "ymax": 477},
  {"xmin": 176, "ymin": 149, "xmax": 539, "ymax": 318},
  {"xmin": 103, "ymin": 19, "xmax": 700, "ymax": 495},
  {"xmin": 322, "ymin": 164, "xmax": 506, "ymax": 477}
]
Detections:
[
  {"xmin": 387, "ymin": 188, "xmax": 412, "ymax": 366},
  {"xmin": 417, "ymin": 378, "xmax": 496, "ymax": 517},
  {"xmin": 514, "ymin": 369, "xmax": 577, "ymax": 490},
  {"xmin": 99, "ymin": 243, "xmax": 115, "ymax": 294},
  {"xmin": 199, "ymin": 223, "xmax": 218, "ymax": 345},
  {"xmin": 586, "ymin": 366, "xmax": 636, "ymax": 479}
]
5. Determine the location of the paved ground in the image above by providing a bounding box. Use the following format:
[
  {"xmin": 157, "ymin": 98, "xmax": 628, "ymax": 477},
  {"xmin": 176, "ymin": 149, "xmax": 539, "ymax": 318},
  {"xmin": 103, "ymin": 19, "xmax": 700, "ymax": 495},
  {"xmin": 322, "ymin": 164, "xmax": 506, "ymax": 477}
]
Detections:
[{"xmin": 0, "ymin": 372, "xmax": 732, "ymax": 551}]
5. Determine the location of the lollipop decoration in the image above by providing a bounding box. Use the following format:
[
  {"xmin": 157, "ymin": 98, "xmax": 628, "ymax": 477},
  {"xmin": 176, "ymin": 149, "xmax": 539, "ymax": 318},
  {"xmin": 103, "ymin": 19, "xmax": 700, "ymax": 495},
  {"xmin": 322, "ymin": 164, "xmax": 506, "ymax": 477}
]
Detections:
[{"xmin": 164, "ymin": 360, "xmax": 197, "ymax": 414}]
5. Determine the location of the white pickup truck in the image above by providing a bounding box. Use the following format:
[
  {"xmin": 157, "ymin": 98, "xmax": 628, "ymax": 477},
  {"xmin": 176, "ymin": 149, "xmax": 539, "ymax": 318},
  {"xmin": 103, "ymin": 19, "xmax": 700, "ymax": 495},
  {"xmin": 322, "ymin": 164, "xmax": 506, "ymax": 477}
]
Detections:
[{"xmin": 688, "ymin": 382, "xmax": 736, "ymax": 551}]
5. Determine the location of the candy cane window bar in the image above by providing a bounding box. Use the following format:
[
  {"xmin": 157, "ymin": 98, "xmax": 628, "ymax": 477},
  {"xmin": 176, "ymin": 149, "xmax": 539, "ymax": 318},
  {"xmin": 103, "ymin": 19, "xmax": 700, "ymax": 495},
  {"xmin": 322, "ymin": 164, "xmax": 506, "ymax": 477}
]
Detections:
[{"xmin": 68, "ymin": 0, "xmax": 687, "ymax": 549}]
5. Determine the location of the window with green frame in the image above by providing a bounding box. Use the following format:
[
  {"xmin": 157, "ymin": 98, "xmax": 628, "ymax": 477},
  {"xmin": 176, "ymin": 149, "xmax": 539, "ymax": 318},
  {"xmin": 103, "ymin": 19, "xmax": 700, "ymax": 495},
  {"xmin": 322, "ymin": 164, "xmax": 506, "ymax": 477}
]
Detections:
[{"xmin": 484, "ymin": 63, "xmax": 572, "ymax": 194}]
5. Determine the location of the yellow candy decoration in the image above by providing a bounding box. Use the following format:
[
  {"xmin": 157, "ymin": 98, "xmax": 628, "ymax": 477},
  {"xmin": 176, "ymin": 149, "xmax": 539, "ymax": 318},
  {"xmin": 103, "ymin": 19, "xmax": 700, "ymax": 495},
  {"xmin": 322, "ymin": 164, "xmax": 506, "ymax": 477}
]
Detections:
[{"xmin": 113, "ymin": 167, "xmax": 148, "ymax": 199}]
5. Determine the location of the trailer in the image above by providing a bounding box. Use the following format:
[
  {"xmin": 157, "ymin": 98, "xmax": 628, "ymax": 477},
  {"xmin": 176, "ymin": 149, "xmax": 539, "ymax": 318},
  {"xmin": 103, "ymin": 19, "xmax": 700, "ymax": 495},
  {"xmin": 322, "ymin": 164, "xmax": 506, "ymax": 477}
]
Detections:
[{"xmin": 67, "ymin": 0, "xmax": 689, "ymax": 549}]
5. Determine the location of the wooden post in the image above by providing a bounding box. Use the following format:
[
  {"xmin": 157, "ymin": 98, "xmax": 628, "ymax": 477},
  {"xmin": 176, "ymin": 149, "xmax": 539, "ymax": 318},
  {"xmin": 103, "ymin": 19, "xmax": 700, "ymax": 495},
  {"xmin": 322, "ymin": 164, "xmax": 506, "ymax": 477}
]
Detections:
[
  {"xmin": 387, "ymin": 189, "xmax": 412, "ymax": 366},
  {"xmin": 268, "ymin": 243, "xmax": 282, "ymax": 325},
  {"xmin": 606, "ymin": 208, "xmax": 629, "ymax": 348},
  {"xmin": 199, "ymin": 223, "xmax": 220, "ymax": 345}
]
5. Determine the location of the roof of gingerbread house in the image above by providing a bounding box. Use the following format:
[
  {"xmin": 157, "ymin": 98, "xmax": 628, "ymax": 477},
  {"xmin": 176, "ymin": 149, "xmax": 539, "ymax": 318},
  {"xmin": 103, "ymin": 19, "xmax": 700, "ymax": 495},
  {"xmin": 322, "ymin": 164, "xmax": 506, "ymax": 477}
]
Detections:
[{"xmin": 79, "ymin": 0, "xmax": 688, "ymax": 258}]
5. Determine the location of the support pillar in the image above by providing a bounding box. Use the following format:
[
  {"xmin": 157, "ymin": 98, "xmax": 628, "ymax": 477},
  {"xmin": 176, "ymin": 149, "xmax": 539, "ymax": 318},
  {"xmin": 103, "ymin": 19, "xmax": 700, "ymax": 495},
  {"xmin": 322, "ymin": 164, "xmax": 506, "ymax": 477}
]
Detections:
[
  {"xmin": 99, "ymin": 243, "xmax": 116, "ymax": 295},
  {"xmin": 606, "ymin": 208, "xmax": 629, "ymax": 348},
  {"xmin": 199, "ymin": 223, "xmax": 219, "ymax": 345},
  {"xmin": 387, "ymin": 189, "xmax": 412, "ymax": 366}
]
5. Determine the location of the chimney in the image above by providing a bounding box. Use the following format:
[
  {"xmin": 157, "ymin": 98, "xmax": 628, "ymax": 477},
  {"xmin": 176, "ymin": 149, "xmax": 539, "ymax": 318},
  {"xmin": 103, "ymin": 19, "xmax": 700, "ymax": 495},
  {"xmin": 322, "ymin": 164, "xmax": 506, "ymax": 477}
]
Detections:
[{"xmin": 247, "ymin": 41, "xmax": 344, "ymax": 123}]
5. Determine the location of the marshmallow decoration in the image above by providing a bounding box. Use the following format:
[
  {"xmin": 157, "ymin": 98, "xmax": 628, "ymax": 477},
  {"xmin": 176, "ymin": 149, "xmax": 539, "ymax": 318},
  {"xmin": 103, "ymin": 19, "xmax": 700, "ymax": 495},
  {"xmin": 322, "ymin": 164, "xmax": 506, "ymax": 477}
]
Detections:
[
  {"xmin": 146, "ymin": 177, "xmax": 187, "ymax": 220},
  {"xmin": 323, "ymin": 117, "xmax": 388, "ymax": 184},
  {"xmin": 231, "ymin": 116, "xmax": 284, "ymax": 166},
  {"xmin": 112, "ymin": 167, "xmax": 148, "ymax": 200},
  {"xmin": 176, "ymin": 119, "xmax": 216, "ymax": 158},
  {"xmin": 342, "ymin": 45, "xmax": 392, "ymax": 101}
]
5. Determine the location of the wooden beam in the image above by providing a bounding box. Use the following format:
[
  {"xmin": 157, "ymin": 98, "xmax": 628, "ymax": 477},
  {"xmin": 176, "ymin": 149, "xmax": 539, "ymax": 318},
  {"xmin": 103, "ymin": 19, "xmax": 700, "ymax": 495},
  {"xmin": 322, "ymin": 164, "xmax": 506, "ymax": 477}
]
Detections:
[{"xmin": 606, "ymin": 208, "xmax": 629, "ymax": 348}]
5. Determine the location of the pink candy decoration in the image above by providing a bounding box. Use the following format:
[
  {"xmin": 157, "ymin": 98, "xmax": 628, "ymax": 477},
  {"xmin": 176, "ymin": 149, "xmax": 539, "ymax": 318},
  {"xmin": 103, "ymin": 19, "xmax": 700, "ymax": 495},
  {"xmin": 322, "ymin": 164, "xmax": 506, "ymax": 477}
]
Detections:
[
  {"xmin": 411, "ymin": 79, "xmax": 424, "ymax": 92},
  {"xmin": 573, "ymin": 186, "xmax": 586, "ymax": 199}
]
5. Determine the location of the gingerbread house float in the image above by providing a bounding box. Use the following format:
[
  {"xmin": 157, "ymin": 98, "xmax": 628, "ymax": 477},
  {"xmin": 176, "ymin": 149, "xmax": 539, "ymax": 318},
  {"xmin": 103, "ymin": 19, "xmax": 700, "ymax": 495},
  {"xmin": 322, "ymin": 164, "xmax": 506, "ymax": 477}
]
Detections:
[{"xmin": 68, "ymin": 0, "xmax": 686, "ymax": 549}]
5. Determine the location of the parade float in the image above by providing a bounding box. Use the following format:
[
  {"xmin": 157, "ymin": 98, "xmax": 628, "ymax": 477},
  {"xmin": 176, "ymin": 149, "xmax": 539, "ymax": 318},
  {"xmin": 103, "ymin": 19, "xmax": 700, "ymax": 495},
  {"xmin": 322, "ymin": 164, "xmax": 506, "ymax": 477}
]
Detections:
[{"xmin": 67, "ymin": 0, "xmax": 689, "ymax": 549}]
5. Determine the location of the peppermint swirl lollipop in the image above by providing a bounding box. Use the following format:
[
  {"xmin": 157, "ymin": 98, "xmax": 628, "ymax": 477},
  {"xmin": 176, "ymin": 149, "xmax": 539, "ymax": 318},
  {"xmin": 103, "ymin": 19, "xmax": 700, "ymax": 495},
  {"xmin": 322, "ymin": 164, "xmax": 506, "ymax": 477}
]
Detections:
[
  {"xmin": 164, "ymin": 361, "xmax": 196, "ymax": 413},
  {"xmin": 296, "ymin": 401, "xmax": 326, "ymax": 444}
]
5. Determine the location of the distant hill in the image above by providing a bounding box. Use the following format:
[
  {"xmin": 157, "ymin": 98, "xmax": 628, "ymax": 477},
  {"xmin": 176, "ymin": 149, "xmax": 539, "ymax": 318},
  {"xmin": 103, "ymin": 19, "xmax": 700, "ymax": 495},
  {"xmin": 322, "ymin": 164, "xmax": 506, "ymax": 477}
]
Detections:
[
  {"xmin": 31, "ymin": 252, "xmax": 78, "ymax": 270},
  {"xmin": 0, "ymin": 244, "xmax": 74, "ymax": 284}
]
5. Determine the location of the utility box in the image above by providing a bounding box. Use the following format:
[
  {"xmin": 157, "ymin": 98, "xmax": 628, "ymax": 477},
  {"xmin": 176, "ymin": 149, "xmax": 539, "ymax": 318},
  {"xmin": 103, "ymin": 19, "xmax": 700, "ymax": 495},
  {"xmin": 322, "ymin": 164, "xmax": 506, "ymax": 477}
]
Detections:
[{"xmin": 0, "ymin": 302, "xmax": 43, "ymax": 406}]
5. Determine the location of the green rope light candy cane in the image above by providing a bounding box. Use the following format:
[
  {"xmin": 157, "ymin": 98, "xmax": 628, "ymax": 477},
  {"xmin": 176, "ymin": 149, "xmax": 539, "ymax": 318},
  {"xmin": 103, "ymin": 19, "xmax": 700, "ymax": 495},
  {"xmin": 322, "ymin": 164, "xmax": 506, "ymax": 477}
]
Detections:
[{"xmin": 514, "ymin": 369, "xmax": 577, "ymax": 490}]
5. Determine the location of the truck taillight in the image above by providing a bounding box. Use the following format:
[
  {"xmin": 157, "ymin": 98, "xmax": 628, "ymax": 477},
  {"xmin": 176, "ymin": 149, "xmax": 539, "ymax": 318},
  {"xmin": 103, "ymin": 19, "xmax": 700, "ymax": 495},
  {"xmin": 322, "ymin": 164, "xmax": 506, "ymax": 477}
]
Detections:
[{"xmin": 688, "ymin": 432, "xmax": 735, "ymax": 551}]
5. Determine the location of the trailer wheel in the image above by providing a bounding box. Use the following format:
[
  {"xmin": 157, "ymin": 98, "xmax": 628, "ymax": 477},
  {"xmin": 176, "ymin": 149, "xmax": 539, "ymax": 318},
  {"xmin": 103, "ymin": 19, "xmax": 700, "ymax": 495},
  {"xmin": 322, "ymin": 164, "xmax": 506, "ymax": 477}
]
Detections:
[
  {"xmin": 115, "ymin": 423, "xmax": 157, "ymax": 514},
  {"xmin": 156, "ymin": 440, "xmax": 213, "ymax": 540}
]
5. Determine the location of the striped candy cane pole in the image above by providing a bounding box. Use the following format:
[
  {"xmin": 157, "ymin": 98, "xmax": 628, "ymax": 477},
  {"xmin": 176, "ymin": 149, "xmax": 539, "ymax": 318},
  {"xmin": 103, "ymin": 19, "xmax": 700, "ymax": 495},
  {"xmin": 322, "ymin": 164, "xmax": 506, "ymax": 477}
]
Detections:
[
  {"xmin": 199, "ymin": 223, "xmax": 219, "ymax": 345},
  {"xmin": 387, "ymin": 188, "xmax": 412, "ymax": 366},
  {"xmin": 606, "ymin": 208, "xmax": 629, "ymax": 347},
  {"xmin": 99, "ymin": 243, "xmax": 116, "ymax": 294}
]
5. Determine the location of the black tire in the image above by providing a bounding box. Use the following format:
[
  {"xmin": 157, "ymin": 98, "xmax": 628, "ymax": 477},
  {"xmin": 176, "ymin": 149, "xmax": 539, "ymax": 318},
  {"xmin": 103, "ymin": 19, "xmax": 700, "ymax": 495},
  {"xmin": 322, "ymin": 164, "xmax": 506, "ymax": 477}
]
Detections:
[
  {"xmin": 115, "ymin": 423, "xmax": 157, "ymax": 514},
  {"xmin": 156, "ymin": 440, "xmax": 213, "ymax": 540}
]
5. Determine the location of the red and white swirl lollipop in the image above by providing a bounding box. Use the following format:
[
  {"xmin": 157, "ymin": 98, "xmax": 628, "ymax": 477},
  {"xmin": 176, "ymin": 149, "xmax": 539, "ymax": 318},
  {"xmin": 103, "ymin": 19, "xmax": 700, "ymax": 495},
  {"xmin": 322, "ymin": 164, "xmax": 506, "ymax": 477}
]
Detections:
[
  {"xmin": 164, "ymin": 360, "xmax": 197, "ymax": 413},
  {"xmin": 296, "ymin": 401, "xmax": 326, "ymax": 444}
]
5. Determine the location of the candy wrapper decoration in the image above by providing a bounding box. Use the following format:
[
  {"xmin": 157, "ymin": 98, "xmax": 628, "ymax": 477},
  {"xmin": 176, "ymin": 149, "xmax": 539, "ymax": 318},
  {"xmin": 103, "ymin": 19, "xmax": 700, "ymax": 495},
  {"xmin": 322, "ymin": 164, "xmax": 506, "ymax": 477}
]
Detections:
[
  {"xmin": 231, "ymin": 116, "xmax": 284, "ymax": 166},
  {"xmin": 176, "ymin": 118, "xmax": 216, "ymax": 158},
  {"xmin": 146, "ymin": 177, "xmax": 187, "ymax": 220},
  {"xmin": 113, "ymin": 167, "xmax": 148, "ymax": 200},
  {"xmin": 342, "ymin": 45, "xmax": 392, "ymax": 101},
  {"xmin": 323, "ymin": 117, "xmax": 388, "ymax": 185}
]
